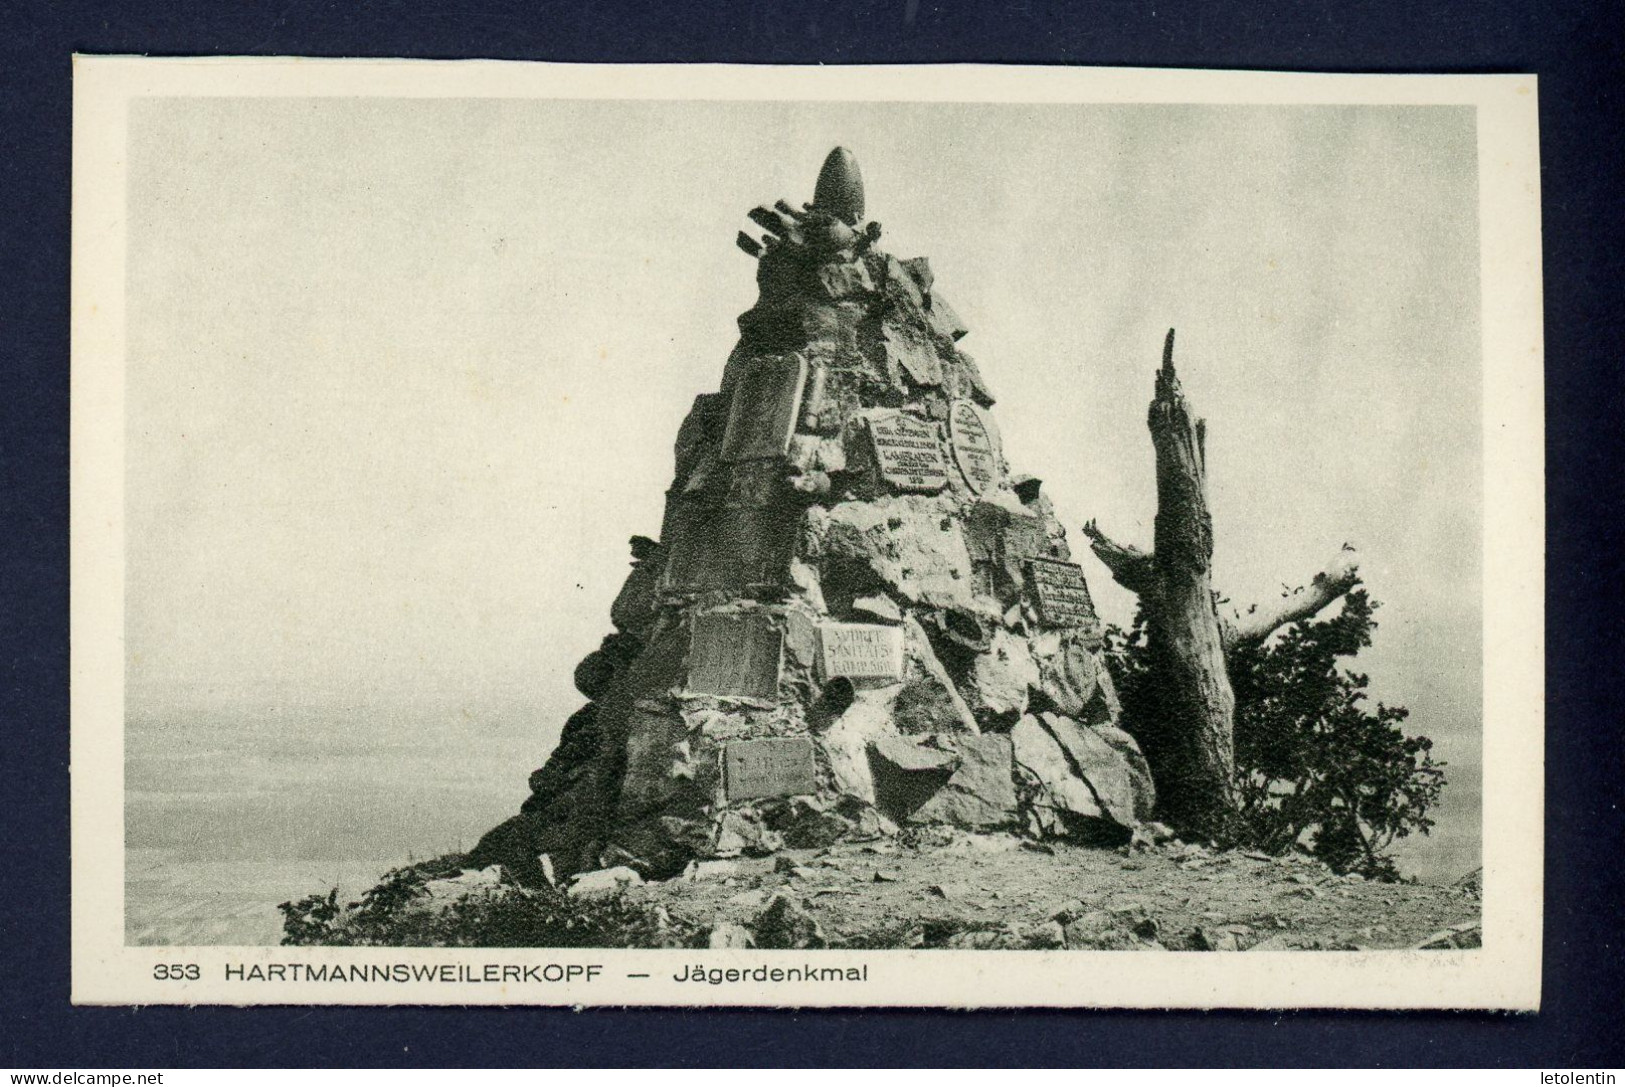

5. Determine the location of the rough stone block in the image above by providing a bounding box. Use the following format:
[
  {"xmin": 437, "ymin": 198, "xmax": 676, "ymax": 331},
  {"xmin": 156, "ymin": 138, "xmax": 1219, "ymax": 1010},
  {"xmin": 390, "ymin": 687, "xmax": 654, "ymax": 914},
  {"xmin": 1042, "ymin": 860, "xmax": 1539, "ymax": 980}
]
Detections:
[
  {"xmin": 850, "ymin": 593, "xmax": 901, "ymax": 624},
  {"xmin": 1031, "ymin": 633, "xmax": 1102, "ymax": 720},
  {"xmin": 905, "ymin": 734, "xmax": 1018, "ymax": 829},
  {"xmin": 1082, "ymin": 665, "xmax": 1122, "ymax": 726},
  {"xmin": 1012, "ymin": 713, "xmax": 1105, "ymax": 823},
  {"xmin": 610, "ymin": 548, "xmax": 664, "ymax": 636},
  {"xmin": 1092, "ymin": 725, "xmax": 1157, "ymax": 820},
  {"xmin": 1037, "ymin": 711, "xmax": 1140, "ymax": 827},
  {"xmin": 901, "ymin": 255, "xmax": 934, "ymax": 294},
  {"xmin": 964, "ymin": 627, "xmax": 1039, "ymax": 722},
  {"xmin": 818, "ymin": 259, "xmax": 874, "ymax": 301},
  {"xmin": 524, "ymin": 704, "xmax": 602, "ymax": 817},
  {"xmin": 567, "ymin": 866, "xmax": 644, "ymax": 899},
  {"xmin": 422, "ymin": 865, "xmax": 504, "ymax": 902},
  {"xmin": 882, "ymin": 321, "xmax": 944, "ymax": 387},
  {"xmin": 761, "ymin": 795, "xmax": 855, "ymax": 850},
  {"xmin": 955, "ymin": 349, "xmax": 997, "ymax": 407},
  {"xmin": 616, "ymin": 707, "xmax": 695, "ymax": 817},
  {"xmin": 816, "ymin": 688, "xmax": 897, "ymax": 803},
  {"xmin": 708, "ymin": 922, "xmax": 757, "ymax": 949},
  {"xmin": 870, "ymin": 732, "xmax": 962, "ymax": 774},
  {"xmin": 926, "ymin": 289, "xmax": 969, "ymax": 342},
  {"xmin": 673, "ymin": 393, "xmax": 726, "ymax": 480},
  {"xmin": 805, "ymin": 495, "xmax": 982, "ymax": 614},
  {"xmin": 753, "ymin": 893, "xmax": 826, "ymax": 949},
  {"xmin": 684, "ymin": 859, "xmax": 741, "ymax": 882},
  {"xmin": 894, "ymin": 615, "xmax": 981, "ymax": 735}
]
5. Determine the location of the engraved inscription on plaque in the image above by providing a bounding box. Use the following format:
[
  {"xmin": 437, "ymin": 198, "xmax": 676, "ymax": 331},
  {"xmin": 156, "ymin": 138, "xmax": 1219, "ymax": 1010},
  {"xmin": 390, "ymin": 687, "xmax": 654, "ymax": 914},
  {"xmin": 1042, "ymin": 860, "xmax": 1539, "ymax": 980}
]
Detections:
[
  {"xmin": 819, "ymin": 622, "xmax": 906, "ymax": 680},
  {"xmin": 724, "ymin": 737, "xmax": 818, "ymax": 801},
  {"xmin": 867, "ymin": 412, "xmax": 949, "ymax": 493},
  {"xmin": 1026, "ymin": 558, "xmax": 1100, "ymax": 630},
  {"xmin": 686, "ymin": 611, "xmax": 784, "ymax": 699},
  {"xmin": 949, "ymin": 400, "xmax": 999, "ymax": 494},
  {"xmin": 721, "ymin": 354, "xmax": 808, "ymax": 462}
]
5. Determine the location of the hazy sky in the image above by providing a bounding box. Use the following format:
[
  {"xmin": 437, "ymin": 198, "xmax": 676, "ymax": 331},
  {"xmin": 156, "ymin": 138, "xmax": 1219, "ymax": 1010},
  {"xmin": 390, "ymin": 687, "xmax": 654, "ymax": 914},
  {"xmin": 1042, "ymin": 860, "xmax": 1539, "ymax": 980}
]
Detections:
[{"xmin": 126, "ymin": 98, "xmax": 1481, "ymax": 871}]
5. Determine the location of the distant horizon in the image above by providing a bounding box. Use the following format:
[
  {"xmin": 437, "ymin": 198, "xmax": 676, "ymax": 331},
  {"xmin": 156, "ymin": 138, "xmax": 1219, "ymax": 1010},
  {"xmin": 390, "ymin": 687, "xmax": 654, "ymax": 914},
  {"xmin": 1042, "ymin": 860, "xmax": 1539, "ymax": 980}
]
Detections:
[{"xmin": 125, "ymin": 698, "xmax": 1482, "ymax": 890}]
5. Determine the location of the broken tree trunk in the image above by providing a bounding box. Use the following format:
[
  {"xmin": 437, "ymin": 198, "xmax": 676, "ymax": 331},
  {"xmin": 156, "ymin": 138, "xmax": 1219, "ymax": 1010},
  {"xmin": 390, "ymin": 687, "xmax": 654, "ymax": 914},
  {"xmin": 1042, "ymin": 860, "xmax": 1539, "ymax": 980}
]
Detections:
[
  {"xmin": 1083, "ymin": 330, "xmax": 1360, "ymax": 840},
  {"xmin": 1142, "ymin": 330, "xmax": 1241, "ymax": 836}
]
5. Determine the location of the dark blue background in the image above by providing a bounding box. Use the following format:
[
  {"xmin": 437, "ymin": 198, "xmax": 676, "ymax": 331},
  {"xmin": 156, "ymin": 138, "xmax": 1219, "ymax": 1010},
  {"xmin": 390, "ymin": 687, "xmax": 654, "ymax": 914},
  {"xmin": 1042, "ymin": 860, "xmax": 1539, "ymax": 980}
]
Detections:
[{"xmin": 3, "ymin": 0, "xmax": 1621, "ymax": 1068}]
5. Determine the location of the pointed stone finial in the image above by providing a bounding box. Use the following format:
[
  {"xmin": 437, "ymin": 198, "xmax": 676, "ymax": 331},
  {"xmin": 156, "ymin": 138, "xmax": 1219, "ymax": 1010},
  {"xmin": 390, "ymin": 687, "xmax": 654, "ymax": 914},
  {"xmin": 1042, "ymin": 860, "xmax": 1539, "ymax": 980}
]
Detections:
[{"xmin": 813, "ymin": 147, "xmax": 865, "ymax": 226}]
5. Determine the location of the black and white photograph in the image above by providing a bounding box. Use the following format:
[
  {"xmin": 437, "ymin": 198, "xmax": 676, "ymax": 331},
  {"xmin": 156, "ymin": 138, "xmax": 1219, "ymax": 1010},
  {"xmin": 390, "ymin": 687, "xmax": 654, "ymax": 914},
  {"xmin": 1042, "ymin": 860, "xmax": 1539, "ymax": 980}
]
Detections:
[{"xmin": 70, "ymin": 59, "xmax": 1543, "ymax": 1009}]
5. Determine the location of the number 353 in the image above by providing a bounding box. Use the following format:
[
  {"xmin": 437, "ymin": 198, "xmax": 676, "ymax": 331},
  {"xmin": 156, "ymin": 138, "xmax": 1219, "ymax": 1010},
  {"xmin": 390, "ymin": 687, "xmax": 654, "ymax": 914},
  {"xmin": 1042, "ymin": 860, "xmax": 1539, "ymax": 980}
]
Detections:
[{"xmin": 153, "ymin": 963, "xmax": 201, "ymax": 980}]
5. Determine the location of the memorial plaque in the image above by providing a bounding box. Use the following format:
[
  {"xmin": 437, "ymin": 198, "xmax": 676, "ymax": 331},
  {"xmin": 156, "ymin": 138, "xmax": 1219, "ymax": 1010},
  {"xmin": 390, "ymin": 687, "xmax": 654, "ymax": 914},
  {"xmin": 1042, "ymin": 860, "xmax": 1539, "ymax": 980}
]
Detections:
[
  {"xmin": 866, "ymin": 412, "xmax": 949, "ymax": 493},
  {"xmin": 1026, "ymin": 558, "xmax": 1101, "ymax": 630},
  {"xmin": 721, "ymin": 354, "xmax": 808, "ymax": 462},
  {"xmin": 949, "ymin": 400, "xmax": 999, "ymax": 494},
  {"xmin": 660, "ymin": 498, "xmax": 797, "ymax": 594},
  {"xmin": 724, "ymin": 737, "xmax": 818, "ymax": 801},
  {"xmin": 686, "ymin": 612, "xmax": 784, "ymax": 699},
  {"xmin": 819, "ymin": 622, "xmax": 905, "ymax": 680}
]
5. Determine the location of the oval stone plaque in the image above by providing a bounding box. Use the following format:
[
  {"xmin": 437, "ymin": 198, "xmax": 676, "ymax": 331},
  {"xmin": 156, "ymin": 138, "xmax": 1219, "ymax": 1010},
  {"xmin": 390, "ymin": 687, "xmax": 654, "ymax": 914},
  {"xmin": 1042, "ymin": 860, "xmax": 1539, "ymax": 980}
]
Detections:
[{"xmin": 949, "ymin": 400, "xmax": 999, "ymax": 494}]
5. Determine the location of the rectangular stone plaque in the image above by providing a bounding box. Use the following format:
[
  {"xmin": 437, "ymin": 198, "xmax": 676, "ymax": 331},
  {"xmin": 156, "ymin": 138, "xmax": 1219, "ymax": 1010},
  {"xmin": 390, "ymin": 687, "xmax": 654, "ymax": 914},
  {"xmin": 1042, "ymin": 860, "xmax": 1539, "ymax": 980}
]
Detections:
[
  {"xmin": 724, "ymin": 737, "xmax": 818, "ymax": 801},
  {"xmin": 867, "ymin": 411, "xmax": 949, "ymax": 493},
  {"xmin": 686, "ymin": 611, "xmax": 784, "ymax": 699},
  {"xmin": 819, "ymin": 621, "xmax": 905, "ymax": 680},
  {"xmin": 1026, "ymin": 558, "xmax": 1100, "ymax": 629},
  {"xmin": 720, "ymin": 354, "xmax": 808, "ymax": 462},
  {"xmin": 660, "ymin": 494, "xmax": 798, "ymax": 594}
]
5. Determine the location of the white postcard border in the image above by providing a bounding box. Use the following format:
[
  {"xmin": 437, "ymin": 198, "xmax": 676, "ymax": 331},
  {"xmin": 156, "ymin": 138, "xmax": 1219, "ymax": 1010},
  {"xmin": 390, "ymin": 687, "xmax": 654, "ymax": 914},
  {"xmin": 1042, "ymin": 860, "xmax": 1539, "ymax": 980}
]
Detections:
[{"xmin": 70, "ymin": 58, "xmax": 1544, "ymax": 1009}]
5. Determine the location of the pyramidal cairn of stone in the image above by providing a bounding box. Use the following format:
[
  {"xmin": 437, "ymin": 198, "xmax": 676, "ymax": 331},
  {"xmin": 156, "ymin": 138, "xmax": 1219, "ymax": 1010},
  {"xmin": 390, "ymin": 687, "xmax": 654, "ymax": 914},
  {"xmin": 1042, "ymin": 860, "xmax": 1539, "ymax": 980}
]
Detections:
[{"xmin": 472, "ymin": 147, "xmax": 1156, "ymax": 883}]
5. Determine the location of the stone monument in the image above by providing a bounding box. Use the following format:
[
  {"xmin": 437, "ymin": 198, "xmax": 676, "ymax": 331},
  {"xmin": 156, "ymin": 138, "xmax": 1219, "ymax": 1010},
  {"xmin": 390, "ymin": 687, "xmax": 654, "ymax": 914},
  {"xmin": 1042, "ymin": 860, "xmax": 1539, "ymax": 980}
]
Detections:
[{"xmin": 472, "ymin": 148, "xmax": 1156, "ymax": 883}]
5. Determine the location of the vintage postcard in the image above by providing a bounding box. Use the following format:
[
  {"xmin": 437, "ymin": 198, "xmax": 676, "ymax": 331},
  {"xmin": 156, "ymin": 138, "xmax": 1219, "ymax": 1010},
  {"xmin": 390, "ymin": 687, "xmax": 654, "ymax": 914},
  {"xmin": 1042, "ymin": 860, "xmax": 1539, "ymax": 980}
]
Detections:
[{"xmin": 71, "ymin": 58, "xmax": 1543, "ymax": 1008}]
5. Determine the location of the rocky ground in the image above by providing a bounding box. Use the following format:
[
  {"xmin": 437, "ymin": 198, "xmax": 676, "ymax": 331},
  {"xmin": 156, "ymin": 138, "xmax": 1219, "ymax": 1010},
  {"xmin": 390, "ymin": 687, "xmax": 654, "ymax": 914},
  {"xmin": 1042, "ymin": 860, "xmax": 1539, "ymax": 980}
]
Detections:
[
  {"xmin": 286, "ymin": 829, "xmax": 1481, "ymax": 951},
  {"xmin": 623, "ymin": 830, "xmax": 1481, "ymax": 951}
]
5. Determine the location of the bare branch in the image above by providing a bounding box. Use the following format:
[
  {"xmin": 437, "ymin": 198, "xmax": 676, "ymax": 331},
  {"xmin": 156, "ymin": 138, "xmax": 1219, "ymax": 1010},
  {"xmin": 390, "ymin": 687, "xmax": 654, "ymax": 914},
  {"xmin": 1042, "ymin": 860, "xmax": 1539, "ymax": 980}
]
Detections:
[
  {"xmin": 1223, "ymin": 544, "xmax": 1361, "ymax": 648},
  {"xmin": 1081, "ymin": 518, "xmax": 1156, "ymax": 598}
]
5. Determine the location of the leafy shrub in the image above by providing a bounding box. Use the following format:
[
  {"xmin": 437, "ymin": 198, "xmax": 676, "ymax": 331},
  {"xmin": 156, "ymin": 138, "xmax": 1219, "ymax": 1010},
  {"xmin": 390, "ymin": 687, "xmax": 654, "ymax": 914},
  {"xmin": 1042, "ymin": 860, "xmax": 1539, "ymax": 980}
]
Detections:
[
  {"xmin": 1105, "ymin": 589, "xmax": 1446, "ymax": 880},
  {"xmin": 278, "ymin": 865, "xmax": 693, "ymax": 948},
  {"xmin": 278, "ymin": 887, "xmax": 341, "ymax": 945}
]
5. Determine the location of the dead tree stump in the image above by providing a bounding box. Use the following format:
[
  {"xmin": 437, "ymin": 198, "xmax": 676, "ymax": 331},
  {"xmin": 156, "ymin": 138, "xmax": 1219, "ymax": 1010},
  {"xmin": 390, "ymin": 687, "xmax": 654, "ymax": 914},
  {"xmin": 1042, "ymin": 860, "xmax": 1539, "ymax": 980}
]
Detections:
[{"xmin": 1085, "ymin": 330, "xmax": 1361, "ymax": 840}]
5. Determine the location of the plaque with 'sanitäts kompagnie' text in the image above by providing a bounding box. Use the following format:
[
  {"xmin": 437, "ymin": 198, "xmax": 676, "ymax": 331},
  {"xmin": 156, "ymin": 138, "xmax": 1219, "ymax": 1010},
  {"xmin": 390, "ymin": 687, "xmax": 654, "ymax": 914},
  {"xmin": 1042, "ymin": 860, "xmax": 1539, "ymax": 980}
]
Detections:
[{"xmin": 818, "ymin": 621, "xmax": 905, "ymax": 680}]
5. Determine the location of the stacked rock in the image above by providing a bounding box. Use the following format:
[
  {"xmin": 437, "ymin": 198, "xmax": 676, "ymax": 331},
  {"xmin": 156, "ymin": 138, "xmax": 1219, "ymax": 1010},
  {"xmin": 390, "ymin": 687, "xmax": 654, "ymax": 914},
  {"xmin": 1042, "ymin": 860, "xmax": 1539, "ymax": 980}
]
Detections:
[{"xmin": 473, "ymin": 148, "xmax": 1155, "ymax": 883}]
